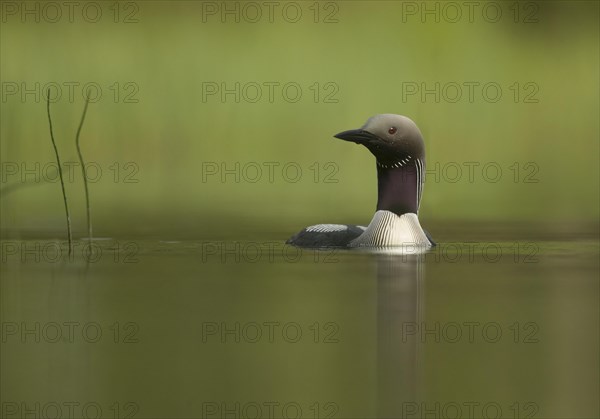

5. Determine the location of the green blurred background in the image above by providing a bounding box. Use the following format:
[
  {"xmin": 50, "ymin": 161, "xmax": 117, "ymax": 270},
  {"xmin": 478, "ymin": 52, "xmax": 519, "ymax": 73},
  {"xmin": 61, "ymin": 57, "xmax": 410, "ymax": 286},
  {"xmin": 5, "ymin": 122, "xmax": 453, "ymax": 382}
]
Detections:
[
  {"xmin": 1, "ymin": 3, "xmax": 599, "ymax": 419},
  {"xmin": 1, "ymin": 0, "xmax": 598, "ymax": 238}
]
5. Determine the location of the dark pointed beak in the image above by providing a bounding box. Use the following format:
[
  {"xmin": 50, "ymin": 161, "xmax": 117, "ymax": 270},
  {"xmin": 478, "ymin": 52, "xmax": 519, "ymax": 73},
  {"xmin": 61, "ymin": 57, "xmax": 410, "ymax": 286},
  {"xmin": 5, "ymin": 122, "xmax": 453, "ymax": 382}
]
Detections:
[{"xmin": 333, "ymin": 129, "xmax": 380, "ymax": 144}]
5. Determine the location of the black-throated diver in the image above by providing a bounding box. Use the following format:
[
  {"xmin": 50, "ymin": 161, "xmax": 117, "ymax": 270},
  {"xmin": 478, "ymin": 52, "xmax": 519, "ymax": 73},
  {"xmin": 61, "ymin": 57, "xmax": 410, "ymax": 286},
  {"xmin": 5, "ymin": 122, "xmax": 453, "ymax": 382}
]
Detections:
[{"xmin": 287, "ymin": 114, "xmax": 435, "ymax": 248}]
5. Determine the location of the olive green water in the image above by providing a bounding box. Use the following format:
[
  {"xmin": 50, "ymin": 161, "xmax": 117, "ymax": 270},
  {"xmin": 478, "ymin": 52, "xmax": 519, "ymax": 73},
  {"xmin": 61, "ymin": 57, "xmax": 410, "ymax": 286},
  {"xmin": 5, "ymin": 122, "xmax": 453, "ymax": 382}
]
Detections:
[
  {"xmin": 1, "ymin": 235, "xmax": 598, "ymax": 419},
  {"xmin": 2, "ymin": 1, "xmax": 600, "ymax": 418}
]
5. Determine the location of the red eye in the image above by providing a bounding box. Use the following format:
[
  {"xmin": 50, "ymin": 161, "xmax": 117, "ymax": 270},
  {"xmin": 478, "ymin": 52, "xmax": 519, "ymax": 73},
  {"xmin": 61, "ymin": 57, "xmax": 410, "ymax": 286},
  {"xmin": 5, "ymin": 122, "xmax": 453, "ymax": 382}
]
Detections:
[{"xmin": 388, "ymin": 127, "xmax": 397, "ymax": 135}]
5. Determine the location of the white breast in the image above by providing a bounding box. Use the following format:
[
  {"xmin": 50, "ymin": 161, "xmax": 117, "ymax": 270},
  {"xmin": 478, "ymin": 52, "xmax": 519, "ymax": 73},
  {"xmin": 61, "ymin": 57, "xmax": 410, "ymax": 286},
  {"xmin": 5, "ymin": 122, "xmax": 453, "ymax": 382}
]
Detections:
[{"xmin": 349, "ymin": 210, "xmax": 432, "ymax": 247}]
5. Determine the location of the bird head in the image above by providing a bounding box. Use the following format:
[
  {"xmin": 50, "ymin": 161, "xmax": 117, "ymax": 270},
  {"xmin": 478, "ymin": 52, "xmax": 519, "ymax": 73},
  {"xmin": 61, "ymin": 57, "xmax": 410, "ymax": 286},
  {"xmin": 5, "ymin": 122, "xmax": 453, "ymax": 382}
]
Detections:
[{"xmin": 334, "ymin": 114, "xmax": 425, "ymax": 168}]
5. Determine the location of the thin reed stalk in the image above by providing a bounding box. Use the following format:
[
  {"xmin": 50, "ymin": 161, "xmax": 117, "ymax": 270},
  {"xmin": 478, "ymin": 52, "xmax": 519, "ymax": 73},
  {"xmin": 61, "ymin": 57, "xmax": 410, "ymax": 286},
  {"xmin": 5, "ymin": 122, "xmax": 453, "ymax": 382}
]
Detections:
[
  {"xmin": 46, "ymin": 89, "xmax": 73, "ymax": 255},
  {"xmin": 76, "ymin": 90, "xmax": 92, "ymax": 247}
]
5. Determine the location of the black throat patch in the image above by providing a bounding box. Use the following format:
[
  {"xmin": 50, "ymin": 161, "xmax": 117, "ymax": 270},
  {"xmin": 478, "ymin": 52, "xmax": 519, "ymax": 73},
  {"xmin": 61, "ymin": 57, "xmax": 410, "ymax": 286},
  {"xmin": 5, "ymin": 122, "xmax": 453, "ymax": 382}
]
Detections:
[{"xmin": 376, "ymin": 159, "xmax": 424, "ymax": 215}]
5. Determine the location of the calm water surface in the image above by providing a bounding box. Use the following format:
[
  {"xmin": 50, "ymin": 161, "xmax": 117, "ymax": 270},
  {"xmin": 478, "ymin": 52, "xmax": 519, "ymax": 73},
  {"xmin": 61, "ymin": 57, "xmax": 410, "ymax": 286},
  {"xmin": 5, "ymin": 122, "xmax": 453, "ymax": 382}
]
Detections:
[{"xmin": 1, "ymin": 234, "xmax": 598, "ymax": 419}]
